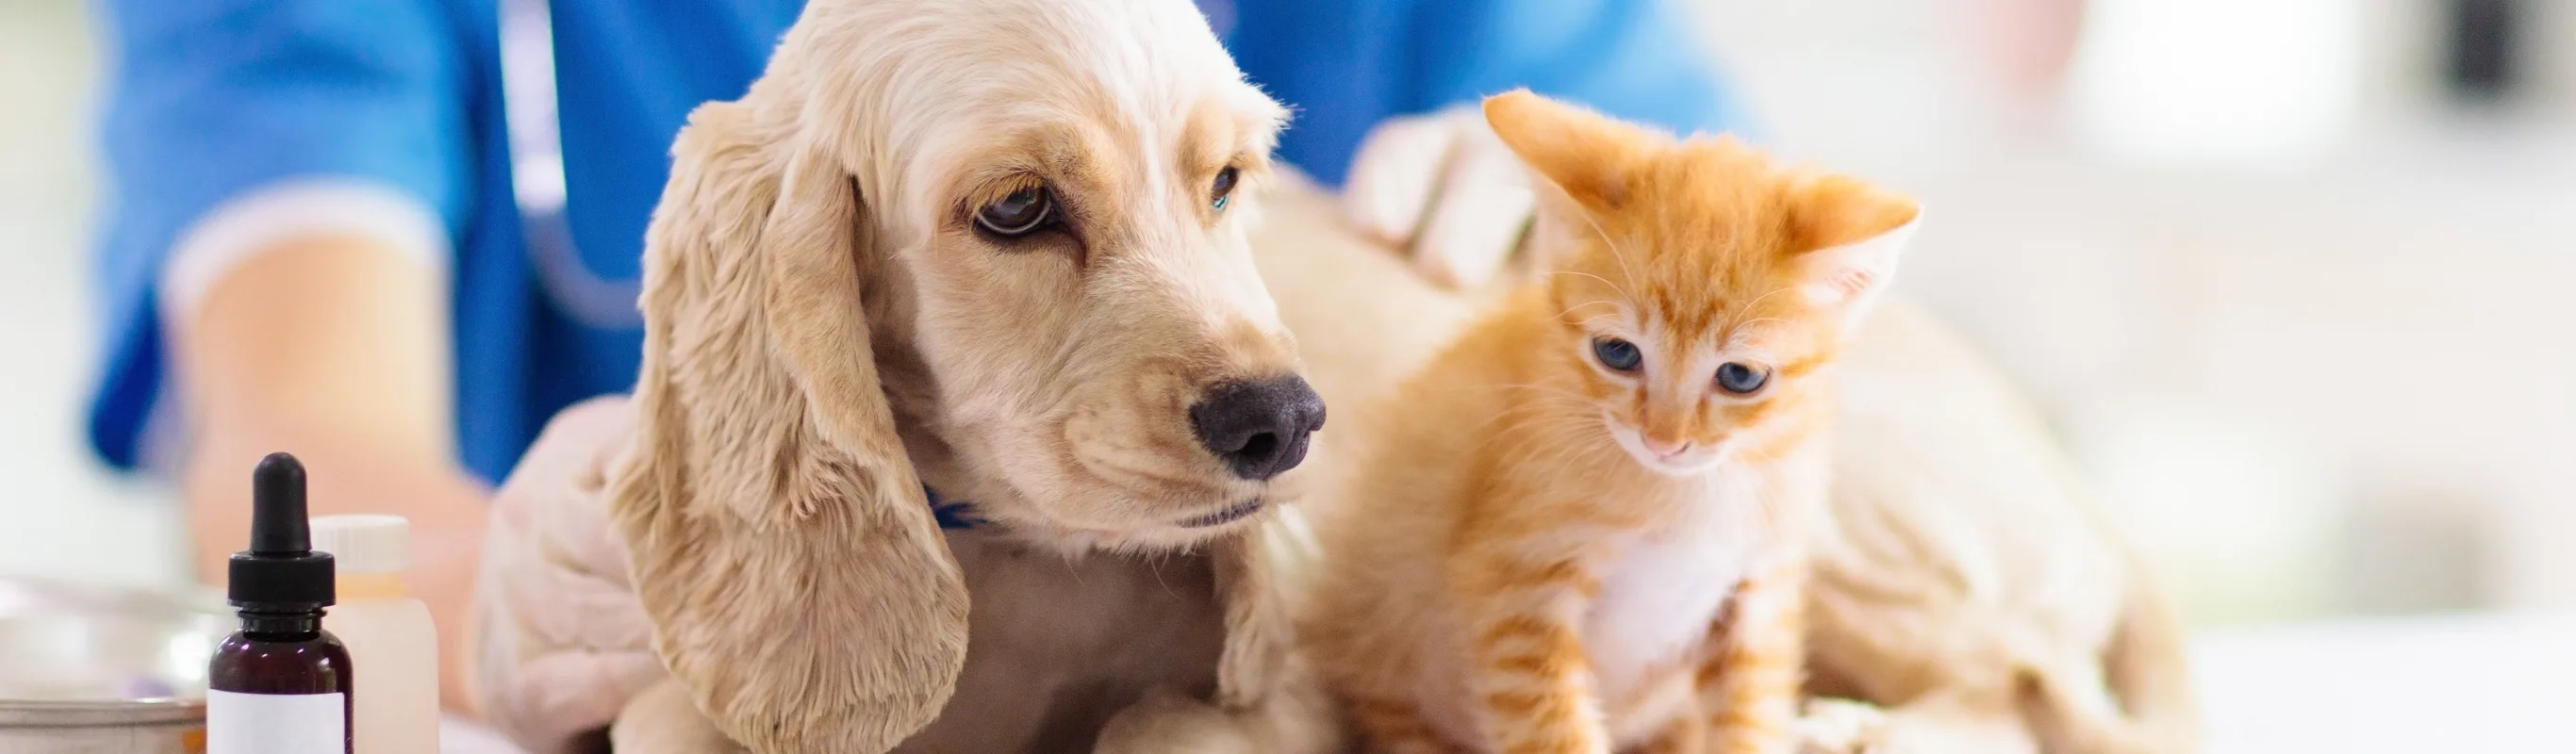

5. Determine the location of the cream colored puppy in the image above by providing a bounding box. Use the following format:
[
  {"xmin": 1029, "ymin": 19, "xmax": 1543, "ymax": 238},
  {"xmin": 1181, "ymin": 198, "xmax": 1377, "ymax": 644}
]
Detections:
[{"xmin": 474, "ymin": 0, "xmax": 1336, "ymax": 751}]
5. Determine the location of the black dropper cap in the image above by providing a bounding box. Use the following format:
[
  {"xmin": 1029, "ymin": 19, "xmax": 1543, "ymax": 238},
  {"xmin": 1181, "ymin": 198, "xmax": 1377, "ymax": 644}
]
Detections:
[{"xmin": 226, "ymin": 452, "xmax": 335, "ymax": 612}]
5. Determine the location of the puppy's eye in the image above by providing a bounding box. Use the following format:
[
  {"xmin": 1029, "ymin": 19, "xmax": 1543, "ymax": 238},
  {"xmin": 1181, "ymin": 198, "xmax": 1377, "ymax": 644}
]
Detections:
[
  {"xmin": 1211, "ymin": 166, "xmax": 1239, "ymax": 211},
  {"xmin": 974, "ymin": 185, "xmax": 1055, "ymax": 237},
  {"xmin": 1592, "ymin": 337, "xmax": 1643, "ymax": 372},
  {"xmin": 1715, "ymin": 362, "xmax": 1770, "ymax": 395}
]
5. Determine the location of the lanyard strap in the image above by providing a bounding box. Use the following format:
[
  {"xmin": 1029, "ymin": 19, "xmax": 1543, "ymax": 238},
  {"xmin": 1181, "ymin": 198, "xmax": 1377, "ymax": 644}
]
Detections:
[{"xmin": 499, "ymin": 0, "xmax": 644, "ymax": 328}]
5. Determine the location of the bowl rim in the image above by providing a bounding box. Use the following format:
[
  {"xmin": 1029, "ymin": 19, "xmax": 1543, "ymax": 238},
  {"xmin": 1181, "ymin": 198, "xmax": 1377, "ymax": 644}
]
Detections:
[{"xmin": 0, "ymin": 697, "xmax": 206, "ymax": 728}]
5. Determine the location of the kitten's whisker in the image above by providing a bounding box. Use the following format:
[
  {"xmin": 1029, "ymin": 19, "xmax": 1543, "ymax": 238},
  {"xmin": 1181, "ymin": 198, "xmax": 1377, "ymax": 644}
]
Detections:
[
  {"xmin": 1498, "ymin": 424, "xmax": 1603, "ymax": 469},
  {"xmin": 1478, "ymin": 414, "xmax": 1601, "ymax": 452},
  {"xmin": 1567, "ymin": 203, "xmax": 1648, "ymax": 304},
  {"xmin": 1541, "ymin": 424, "xmax": 1617, "ymax": 469},
  {"xmin": 1558, "ymin": 303, "xmax": 1627, "ymax": 324},
  {"xmin": 1480, "ymin": 411, "xmax": 1612, "ymax": 460},
  {"xmin": 1726, "ymin": 286, "xmax": 1798, "ymax": 331},
  {"xmin": 1493, "ymin": 384, "xmax": 1594, "ymax": 402},
  {"xmin": 1548, "ymin": 270, "xmax": 1636, "ymax": 305}
]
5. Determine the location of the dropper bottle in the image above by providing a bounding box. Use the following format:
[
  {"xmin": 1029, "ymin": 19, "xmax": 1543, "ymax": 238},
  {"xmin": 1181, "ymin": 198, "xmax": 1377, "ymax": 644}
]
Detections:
[{"xmin": 206, "ymin": 452, "xmax": 354, "ymax": 754}]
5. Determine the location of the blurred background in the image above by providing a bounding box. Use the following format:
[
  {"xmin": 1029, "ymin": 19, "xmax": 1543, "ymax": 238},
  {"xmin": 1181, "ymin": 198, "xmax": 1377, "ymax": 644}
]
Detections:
[
  {"xmin": 0, "ymin": 0, "xmax": 2569, "ymax": 748},
  {"xmin": 1692, "ymin": 0, "xmax": 2576, "ymax": 627}
]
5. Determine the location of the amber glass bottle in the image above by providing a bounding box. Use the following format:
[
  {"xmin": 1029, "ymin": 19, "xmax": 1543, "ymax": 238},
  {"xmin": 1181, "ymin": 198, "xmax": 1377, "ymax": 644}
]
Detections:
[{"xmin": 206, "ymin": 452, "xmax": 354, "ymax": 754}]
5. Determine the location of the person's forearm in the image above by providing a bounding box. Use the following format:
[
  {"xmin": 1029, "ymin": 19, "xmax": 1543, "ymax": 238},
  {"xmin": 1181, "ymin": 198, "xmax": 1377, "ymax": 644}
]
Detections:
[
  {"xmin": 174, "ymin": 233, "xmax": 452, "ymax": 461},
  {"xmin": 173, "ymin": 234, "xmax": 486, "ymax": 713}
]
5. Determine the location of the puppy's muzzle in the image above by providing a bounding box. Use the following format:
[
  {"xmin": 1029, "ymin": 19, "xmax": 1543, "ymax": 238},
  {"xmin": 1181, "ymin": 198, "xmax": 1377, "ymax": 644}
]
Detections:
[{"xmin": 1188, "ymin": 375, "xmax": 1326, "ymax": 481}]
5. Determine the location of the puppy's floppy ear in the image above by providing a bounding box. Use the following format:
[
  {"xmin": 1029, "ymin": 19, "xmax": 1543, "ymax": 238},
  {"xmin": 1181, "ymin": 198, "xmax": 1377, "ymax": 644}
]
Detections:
[{"xmin": 615, "ymin": 99, "xmax": 969, "ymax": 753}]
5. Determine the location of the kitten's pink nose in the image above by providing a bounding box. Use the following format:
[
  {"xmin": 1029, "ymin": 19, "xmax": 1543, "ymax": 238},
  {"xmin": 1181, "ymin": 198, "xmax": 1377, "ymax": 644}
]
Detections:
[{"xmin": 1643, "ymin": 435, "xmax": 1693, "ymax": 458}]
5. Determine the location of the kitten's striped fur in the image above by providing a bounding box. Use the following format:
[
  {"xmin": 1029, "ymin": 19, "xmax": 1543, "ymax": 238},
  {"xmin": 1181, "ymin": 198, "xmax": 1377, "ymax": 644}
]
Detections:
[{"xmin": 1306, "ymin": 90, "xmax": 1920, "ymax": 754}]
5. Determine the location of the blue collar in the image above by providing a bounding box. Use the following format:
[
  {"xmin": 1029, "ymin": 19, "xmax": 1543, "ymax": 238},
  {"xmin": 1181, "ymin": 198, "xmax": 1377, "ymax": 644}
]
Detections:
[{"xmin": 926, "ymin": 486, "xmax": 983, "ymax": 530}]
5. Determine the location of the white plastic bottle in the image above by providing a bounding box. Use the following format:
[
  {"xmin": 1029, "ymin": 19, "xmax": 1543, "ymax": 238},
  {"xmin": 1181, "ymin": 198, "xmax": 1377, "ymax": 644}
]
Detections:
[{"xmin": 310, "ymin": 515, "xmax": 440, "ymax": 754}]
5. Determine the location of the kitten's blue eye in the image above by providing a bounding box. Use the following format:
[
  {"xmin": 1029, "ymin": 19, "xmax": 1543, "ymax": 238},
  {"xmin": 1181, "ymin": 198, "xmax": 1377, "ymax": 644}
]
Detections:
[
  {"xmin": 1716, "ymin": 362, "xmax": 1770, "ymax": 395},
  {"xmin": 1592, "ymin": 337, "xmax": 1643, "ymax": 372}
]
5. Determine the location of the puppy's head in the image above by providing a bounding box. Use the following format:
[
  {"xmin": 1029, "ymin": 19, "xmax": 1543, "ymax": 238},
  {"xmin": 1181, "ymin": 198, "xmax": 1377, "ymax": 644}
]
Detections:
[
  {"xmin": 843, "ymin": 0, "xmax": 1315, "ymax": 551},
  {"xmin": 612, "ymin": 1, "xmax": 1309, "ymax": 749}
]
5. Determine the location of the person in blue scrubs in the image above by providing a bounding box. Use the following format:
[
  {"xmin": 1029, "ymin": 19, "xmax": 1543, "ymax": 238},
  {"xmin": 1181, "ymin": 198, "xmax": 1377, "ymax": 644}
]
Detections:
[{"xmin": 91, "ymin": 0, "xmax": 1736, "ymax": 710}]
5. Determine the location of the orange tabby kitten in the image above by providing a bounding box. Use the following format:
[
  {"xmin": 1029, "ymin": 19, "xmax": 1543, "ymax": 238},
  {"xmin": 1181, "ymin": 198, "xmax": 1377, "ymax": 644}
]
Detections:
[{"xmin": 1306, "ymin": 90, "xmax": 1922, "ymax": 754}]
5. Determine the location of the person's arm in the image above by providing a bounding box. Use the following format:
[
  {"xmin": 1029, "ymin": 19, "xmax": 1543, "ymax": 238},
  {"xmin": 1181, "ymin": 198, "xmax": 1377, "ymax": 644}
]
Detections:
[
  {"xmin": 91, "ymin": 0, "xmax": 481, "ymax": 711},
  {"xmin": 173, "ymin": 232, "xmax": 487, "ymax": 714}
]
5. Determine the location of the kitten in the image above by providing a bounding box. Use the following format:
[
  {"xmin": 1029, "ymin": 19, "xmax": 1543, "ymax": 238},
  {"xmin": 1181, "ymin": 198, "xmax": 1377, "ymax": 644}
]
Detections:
[{"xmin": 1304, "ymin": 90, "xmax": 1921, "ymax": 754}]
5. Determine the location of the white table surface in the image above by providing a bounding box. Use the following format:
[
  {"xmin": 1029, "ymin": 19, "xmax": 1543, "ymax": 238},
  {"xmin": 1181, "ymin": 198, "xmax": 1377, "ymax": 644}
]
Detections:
[
  {"xmin": 439, "ymin": 613, "xmax": 2576, "ymax": 754},
  {"xmin": 2190, "ymin": 613, "xmax": 2576, "ymax": 754},
  {"xmin": 442, "ymin": 715, "xmax": 528, "ymax": 754}
]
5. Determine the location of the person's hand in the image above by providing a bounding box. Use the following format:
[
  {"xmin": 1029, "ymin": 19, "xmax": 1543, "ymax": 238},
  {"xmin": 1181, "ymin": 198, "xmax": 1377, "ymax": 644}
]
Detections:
[
  {"xmin": 471, "ymin": 396, "xmax": 665, "ymax": 753},
  {"xmin": 1341, "ymin": 107, "xmax": 1538, "ymax": 289}
]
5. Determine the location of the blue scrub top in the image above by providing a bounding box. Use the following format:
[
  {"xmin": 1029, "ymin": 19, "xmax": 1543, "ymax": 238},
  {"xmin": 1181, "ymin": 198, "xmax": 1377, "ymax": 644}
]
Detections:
[{"xmin": 91, "ymin": 0, "xmax": 1739, "ymax": 484}]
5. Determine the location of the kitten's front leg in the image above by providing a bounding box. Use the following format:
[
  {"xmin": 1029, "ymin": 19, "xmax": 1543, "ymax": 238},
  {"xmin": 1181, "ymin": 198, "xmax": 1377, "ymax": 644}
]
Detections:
[
  {"xmin": 1630, "ymin": 707, "xmax": 1708, "ymax": 754},
  {"xmin": 1346, "ymin": 692, "xmax": 1467, "ymax": 754},
  {"xmin": 1698, "ymin": 566, "xmax": 1808, "ymax": 754},
  {"xmin": 1455, "ymin": 548, "xmax": 1610, "ymax": 754}
]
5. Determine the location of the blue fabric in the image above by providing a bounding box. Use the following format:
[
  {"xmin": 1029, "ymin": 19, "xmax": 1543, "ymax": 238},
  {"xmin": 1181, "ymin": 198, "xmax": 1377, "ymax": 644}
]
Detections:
[
  {"xmin": 90, "ymin": 0, "xmax": 1736, "ymax": 484},
  {"xmin": 91, "ymin": 0, "xmax": 478, "ymax": 473},
  {"xmin": 1226, "ymin": 0, "xmax": 1740, "ymax": 186}
]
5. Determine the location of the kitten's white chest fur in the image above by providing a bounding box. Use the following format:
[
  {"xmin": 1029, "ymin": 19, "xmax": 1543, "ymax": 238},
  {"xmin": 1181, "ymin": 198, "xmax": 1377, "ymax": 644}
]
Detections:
[{"xmin": 1581, "ymin": 469, "xmax": 1768, "ymax": 702}]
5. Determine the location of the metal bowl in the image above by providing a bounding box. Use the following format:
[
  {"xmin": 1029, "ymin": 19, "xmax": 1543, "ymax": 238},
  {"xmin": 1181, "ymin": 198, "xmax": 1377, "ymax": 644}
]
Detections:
[{"xmin": 0, "ymin": 578, "xmax": 226, "ymax": 752}]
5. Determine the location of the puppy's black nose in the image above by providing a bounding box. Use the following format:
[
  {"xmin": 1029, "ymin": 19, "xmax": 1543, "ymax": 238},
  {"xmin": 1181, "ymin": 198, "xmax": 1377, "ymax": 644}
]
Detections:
[{"xmin": 1189, "ymin": 375, "xmax": 1327, "ymax": 481}]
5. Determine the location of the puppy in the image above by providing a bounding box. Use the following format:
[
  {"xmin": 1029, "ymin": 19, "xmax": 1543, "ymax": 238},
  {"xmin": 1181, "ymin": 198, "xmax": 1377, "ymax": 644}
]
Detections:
[
  {"xmin": 605, "ymin": 0, "xmax": 1333, "ymax": 751},
  {"xmin": 1799, "ymin": 298, "xmax": 2200, "ymax": 754}
]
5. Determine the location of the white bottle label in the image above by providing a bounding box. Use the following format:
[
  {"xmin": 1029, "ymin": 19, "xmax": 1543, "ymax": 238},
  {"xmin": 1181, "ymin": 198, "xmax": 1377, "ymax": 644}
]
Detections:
[{"xmin": 206, "ymin": 689, "xmax": 347, "ymax": 754}]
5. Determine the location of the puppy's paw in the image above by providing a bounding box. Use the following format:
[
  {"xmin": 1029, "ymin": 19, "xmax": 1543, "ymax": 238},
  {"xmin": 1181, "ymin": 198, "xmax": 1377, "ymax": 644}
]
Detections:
[
  {"xmin": 1793, "ymin": 697, "xmax": 1891, "ymax": 754},
  {"xmin": 1094, "ymin": 687, "xmax": 1260, "ymax": 754}
]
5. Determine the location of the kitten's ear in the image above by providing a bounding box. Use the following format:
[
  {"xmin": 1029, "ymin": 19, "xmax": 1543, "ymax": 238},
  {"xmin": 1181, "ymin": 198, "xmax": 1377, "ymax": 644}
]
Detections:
[
  {"xmin": 1786, "ymin": 173, "xmax": 1922, "ymax": 326},
  {"xmin": 1483, "ymin": 90, "xmax": 1659, "ymax": 212}
]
